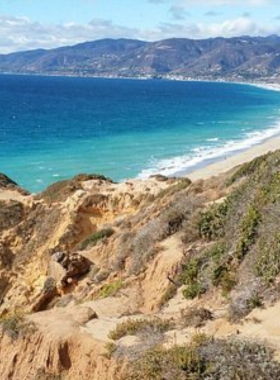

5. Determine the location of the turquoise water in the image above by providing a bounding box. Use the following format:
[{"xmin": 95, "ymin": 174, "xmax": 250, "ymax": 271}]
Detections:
[{"xmin": 1, "ymin": 75, "xmax": 280, "ymax": 192}]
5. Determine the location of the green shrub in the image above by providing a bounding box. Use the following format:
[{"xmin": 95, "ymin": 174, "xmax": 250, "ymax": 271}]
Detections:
[
  {"xmin": 219, "ymin": 271, "xmax": 237, "ymax": 296},
  {"xmin": 109, "ymin": 318, "xmax": 173, "ymax": 341},
  {"xmin": 260, "ymin": 171, "xmax": 280, "ymax": 204},
  {"xmin": 211, "ymin": 247, "xmax": 236, "ymax": 295},
  {"xmin": 198, "ymin": 201, "xmax": 228, "ymax": 241},
  {"xmin": 181, "ymin": 258, "xmax": 206, "ymax": 299},
  {"xmin": 157, "ymin": 177, "xmax": 191, "ymax": 198},
  {"xmin": 208, "ymin": 241, "xmax": 226, "ymax": 263},
  {"xmin": 247, "ymin": 292, "xmax": 262, "ymax": 309},
  {"xmin": 227, "ymin": 154, "xmax": 267, "ymax": 185},
  {"xmin": 181, "ymin": 241, "xmax": 239, "ymax": 299},
  {"xmin": 96, "ymin": 280, "xmax": 124, "ymax": 299},
  {"xmin": 77, "ymin": 228, "xmax": 114, "ymax": 250},
  {"xmin": 122, "ymin": 336, "xmax": 280, "ymax": 380},
  {"xmin": 104, "ymin": 342, "xmax": 117, "ymax": 359},
  {"xmin": 211, "ymin": 263, "xmax": 230, "ymax": 287},
  {"xmin": 255, "ymin": 233, "xmax": 280, "ymax": 284},
  {"xmin": 203, "ymin": 242, "xmax": 237, "ymax": 294},
  {"xmin": 235, "ymin": 205, "xmax": 261, "ymax": 260},
  {"xmin": 181, "ymin": 258, "xmax": 202, "ymax": 284},
  {"xmin": 122, "ymin": 344, "xmax": 206, "ymax": 380},
  {"xmin": 183, "ymin": 283, "xmax": 206, "ymax": 300}
]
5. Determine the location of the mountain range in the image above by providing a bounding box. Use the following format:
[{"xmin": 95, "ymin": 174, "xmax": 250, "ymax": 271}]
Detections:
[{"xmin": 1, "ymin": 35, "xmax": 280, "ymax": 81}]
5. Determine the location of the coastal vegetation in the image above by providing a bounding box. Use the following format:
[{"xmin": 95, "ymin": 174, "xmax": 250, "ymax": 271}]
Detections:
[
  {"xmin": 95, "ymin": 279, "xmax": 124, "ymax": 299},
  {"xmin": 120, "ymin": 335, "xmax": 280, "ymax": 380},
  {"xmin": 77, "ymin": 228, "xmax": 114, "ymax": 250},
  {"xmin": 2, "ymin": 149, "xmax": 280, "ymax": 378},
  {"xmin": 108, "ymin": 318, "xmax": 173, "ymax": 341}
]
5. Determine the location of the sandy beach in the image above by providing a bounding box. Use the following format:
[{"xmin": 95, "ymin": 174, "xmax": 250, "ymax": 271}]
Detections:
[
  {"xmin": 184, "ymin": 81, "xmax": 280, "ymax": 181},
  {"xmin": 187, "ymin": 133, "xmax": 280, "ymax": 181}
]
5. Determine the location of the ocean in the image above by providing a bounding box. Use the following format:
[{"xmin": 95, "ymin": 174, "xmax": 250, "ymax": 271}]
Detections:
[{"xmin": 1, "ymin": 74, "xmax": 280, "ymax": 193}]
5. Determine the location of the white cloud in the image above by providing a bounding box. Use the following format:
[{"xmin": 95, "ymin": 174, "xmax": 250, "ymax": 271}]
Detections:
[
  {"xmin": 203, "ymin": 17, "xmax": 278, "ymax": 37},
  {"xmin": 141, "ymin": 17, "xmax": 280, "ymax": 40},
  {"xmin": 204, "ymin": 17, "xmax": 258, "ymax": 36},
  {"xmin": 0, "ymin": 14, "xmax": 279, "ymax": 54},
  {"xmin": 0, "ymin": 16, "xmax": 141, "ymax": 53}
]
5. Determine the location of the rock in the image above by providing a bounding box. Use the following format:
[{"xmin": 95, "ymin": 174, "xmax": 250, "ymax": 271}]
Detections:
[
  {"xmin": 51, "ymin": 251, "xmax": 66, "ymax": 263},
  {"xmin": 49, "ymin": 261, "xmax": 67, "ymax": 284},
  {"xmin": 150, "ymin": 174, "xmax": 169, "ymax": 182},
  {"xmin": 49, "ymin": 252, "xmax": 68, "ymax": 283},
  {"xmin": 0, "ymin": 173, "xmax": 18, "ymax": 188},
  {"xmin": 0, "ymin": 242, "xmax": 15, "ymax": 268},
  {"xmin": 0, "ymin": 172, "xmax": 29, "ymax": 195},
  {"xmin": 55, "ymin": 294, "xmax": 77, "ymax": 308},
  {"xmin": 31, "ymin": 278, "xmax": 58, "ymax": 312},
  {"xmin": 0, "ymin": 200, "xmax": 25, "ymax": 232},
  {"xmin": 38, "ymin": 173, "xmax": 113, "ymax": 204},
  {"xmin": 50, "ymin": 251, "xmax": 91, "ymax": 286},
  {"xmin": 74, "ymin": 307, "xmax": 98, "ymax": 324}
]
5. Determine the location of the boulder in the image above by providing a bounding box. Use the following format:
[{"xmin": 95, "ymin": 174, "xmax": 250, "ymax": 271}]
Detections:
[
  {"xmin": 50, "ymin": 251, "xmax": 91, "ymax": 286},
  {"xmin": 74, "ymin": 307, "xmax": 98, "ymax": 324}
]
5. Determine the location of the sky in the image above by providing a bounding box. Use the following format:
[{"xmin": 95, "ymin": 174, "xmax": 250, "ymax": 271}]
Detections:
[{"xmin": 0, "ymin": 0, "xmax": 280, "ymax": 54}]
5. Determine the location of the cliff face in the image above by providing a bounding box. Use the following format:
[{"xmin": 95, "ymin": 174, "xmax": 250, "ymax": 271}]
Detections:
[
  {"xmin": 2, "ymin": 153, "xmax": 280, "ymax": 379},
  {"xmin": 0, "ymin": 173, "xmax": 188, "ymax": 379}
]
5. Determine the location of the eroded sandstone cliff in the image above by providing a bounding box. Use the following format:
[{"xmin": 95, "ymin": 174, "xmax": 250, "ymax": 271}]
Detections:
[{"xmin": 1, "ymin": 154, "xmax": 280, "ymax": 379}]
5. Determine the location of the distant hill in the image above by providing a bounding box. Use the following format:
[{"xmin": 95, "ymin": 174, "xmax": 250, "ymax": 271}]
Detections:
[{"xmin": 1, "ymin": 36, "xmax": 280, "ymax": 82}]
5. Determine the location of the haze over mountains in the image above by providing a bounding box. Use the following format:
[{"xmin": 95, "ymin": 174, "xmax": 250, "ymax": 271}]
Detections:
[{"xmin": 1, "ymin": 35, "xmax": 280, "ymax": 82}]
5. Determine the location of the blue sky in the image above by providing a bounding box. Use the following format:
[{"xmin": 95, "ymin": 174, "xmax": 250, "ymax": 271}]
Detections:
[{"xmin": 0, "ymin": 0, "xmax": 280, "ymax": 53}]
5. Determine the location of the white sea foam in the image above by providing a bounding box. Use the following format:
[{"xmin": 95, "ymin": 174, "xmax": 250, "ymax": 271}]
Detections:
[
  {"xmin": 137, "ymin": 119, "xmax": 280, "ymax": 179},
  {"xmin": 226, "ymin": 81, "xmax": 280, "ymax": 93},
  {"xmin": 207, "ymin": 137, "xmax": 219, "ymax": 142},
  {"xmin": 251, "ymin": 83, "xmax": 280, "ymax": 93}
]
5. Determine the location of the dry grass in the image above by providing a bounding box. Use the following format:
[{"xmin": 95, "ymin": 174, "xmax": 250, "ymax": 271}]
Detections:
[
  {"xmin": 77, "ymin": 228, "xmax": 114, "ymax": 250},
  {"xmin": 180, "ymin": 307, "xmax": 213, "ymax": 328},
  {"xmin": 109, "ymin": 318, "xmax": 173, "ymax": 341},
  {"xmin": 0, "ymin": 312, "xmax": 37, "ymax": 340}
]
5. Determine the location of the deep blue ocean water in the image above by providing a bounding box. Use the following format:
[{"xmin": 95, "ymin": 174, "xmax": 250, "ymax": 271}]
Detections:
[{"xmin": 1, "ymin": 75, "xmax": 280, "ymax": 193}]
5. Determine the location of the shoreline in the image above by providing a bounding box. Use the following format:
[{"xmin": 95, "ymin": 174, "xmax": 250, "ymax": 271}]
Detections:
[
  {"xmin": 177, "ymin": 81, "xmax": 280, "ymax": 181},
  {"xmin": 186, "ymin": 133, "xmax": 280, "ymax": 181},
  {"xmin": 133, "ymin": 79, "xmax": 280, "ymax": 182},
  {"xmin": 2, "ymin": 76, "xmax": 280, "ymax": 192}
]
